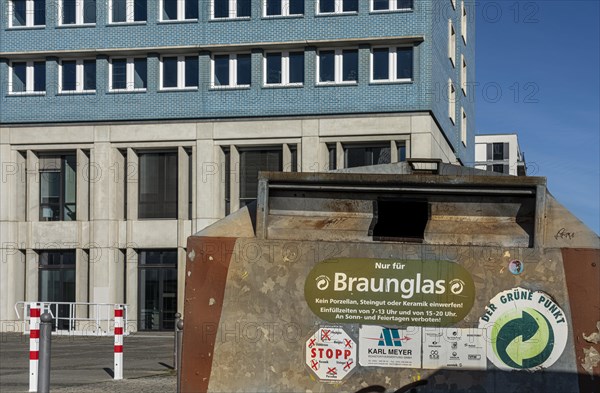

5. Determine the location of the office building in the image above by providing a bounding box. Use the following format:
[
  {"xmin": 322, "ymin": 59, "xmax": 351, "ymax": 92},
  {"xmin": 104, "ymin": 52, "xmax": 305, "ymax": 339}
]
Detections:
[
  {"xmin": 0, "ymin": 0, "xmax": 474, "ymax": 331},
  {"xmin": 474, "ymin": 133, "xmax": 527, "ymax": 176}
]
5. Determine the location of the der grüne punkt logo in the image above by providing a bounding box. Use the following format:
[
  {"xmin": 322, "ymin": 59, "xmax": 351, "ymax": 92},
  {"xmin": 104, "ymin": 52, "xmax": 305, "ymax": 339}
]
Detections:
[
  {"xmin": 492, "ymin": 308, "xmax": 554, "ymax": 369},
  {"xmin": 479, "ymin": 287, "xmax": 568, "ymax": 371}
]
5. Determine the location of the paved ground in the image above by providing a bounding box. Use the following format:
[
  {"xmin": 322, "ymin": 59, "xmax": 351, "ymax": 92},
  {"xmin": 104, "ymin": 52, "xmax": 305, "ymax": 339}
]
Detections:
[{"xmin": 0, "ymin": 332, "xmax": 176, "ymax": 392}]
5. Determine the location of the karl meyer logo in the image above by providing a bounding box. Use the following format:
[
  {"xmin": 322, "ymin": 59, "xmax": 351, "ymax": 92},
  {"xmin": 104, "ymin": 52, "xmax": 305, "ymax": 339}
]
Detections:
[
  {"xmin": 315, "ymin": 275, "xmax": 330, "ymax": 290},
  {"xmin": 364, "ymin": 328, "xmax": 412, "ymax": 347}
]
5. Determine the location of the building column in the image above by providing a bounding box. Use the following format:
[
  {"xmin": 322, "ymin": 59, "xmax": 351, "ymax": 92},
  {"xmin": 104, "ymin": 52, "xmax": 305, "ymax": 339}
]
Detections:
[
  {"xmin": 89, "ymin": 130, "xmax": 121, "ymax": 306},
  {"xmin": 178, "ymin": 147, "xmax": 190, "ymax": 220},
  {"xmin": 26, "ymin": 150, "xmax": 39, "ymax": 222},
  {"xmin": 4, "ymin": 250, "xmax": 25, "ymax": 330},
  {"xmin": 391, "ymin": 141, "xmax": 399, "ymax": 163},
  {"xmin": 0, "ymin": 140, "xmax": 11, "ymax": 321},
  {"xmin": 25, "ymin": 249, "xmax": 38, "ymax": 302},
  {"xmin": 336, "ymin": 142, "xmax": 344, "ymax": 169},
  {"xmin": 177, "ymin": 247, "xmax": 186, "ymax": 316},
  {"xmin": 301, "ymin": 119, "xmax": 320, "ymax": 172},
  {"xmin": 229, "ymin": 146, "xmax": 240, "ymax": 213},
  {"xmin": 126, "ymin": 148, "xmax": 138, "ymax": 221},
  {"xmin": 125, "ymin": 248, "xmax": 138, "ymax": 331},
  {"xmin": 76, "ymin": 149, "xmax": 90, "ymax": 221},
  {"xmin": 0, "ymin": 140, "xmax": 26, "ymax": 324},
  {"xmin": 190, "ymin": 145, "xmax": 197, "ymax": 233},
  {"xmin": 195, "ymin": 138, "xmax": 220, "ymax": 229},
  {"xmin": 283, "ymin": 144, "xmax": 292, "ymax": 172},
  {"xmin": 75, "ymin": 248, "xmax": 89, "ymax": 326},
  {"xmin": 113, "ymin": 148, "xmax": 126, "ymax": 220}
]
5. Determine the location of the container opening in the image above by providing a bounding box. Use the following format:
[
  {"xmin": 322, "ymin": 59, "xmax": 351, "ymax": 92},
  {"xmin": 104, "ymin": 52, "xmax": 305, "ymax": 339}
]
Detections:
[{"xmin": 372, "ymin": 199, "xmax": 429, "ymax": 242}]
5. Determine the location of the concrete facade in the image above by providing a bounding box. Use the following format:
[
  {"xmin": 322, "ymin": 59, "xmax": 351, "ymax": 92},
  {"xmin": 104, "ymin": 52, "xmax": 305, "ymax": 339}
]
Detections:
[
  {"xmin": 1, "ymin": 113, "xmax": 457, "ymax": 330},
  {"xmin": 0, "ymin": 0, "xmax": 474, "ymax": 331}
]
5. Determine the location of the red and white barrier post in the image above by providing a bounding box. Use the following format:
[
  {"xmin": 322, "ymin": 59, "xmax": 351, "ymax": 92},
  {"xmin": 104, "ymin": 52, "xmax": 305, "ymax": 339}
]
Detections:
[
  {"xmin": 29, "ymin": 302, "xmax": 41, "ymax": 392},
  {"xmin": 114, "ymin": 305, "xmax": 124, "ymax": 380}
]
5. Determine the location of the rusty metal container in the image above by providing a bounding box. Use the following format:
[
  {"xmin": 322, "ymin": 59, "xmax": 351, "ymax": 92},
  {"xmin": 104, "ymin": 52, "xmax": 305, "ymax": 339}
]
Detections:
[{"xmin": 181, "ymin": 163, "xmax": 599, "ymax": 392}]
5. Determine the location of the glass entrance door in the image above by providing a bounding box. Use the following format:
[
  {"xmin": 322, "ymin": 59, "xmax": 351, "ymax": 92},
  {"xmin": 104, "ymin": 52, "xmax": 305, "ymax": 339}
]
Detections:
[
  {"xmin": 39, "ymin": 250, "xmax": 76, "ymax": 330},
  {"xmin": 138, "ymin": 250, "xmax": 178, "ymax": 331}
]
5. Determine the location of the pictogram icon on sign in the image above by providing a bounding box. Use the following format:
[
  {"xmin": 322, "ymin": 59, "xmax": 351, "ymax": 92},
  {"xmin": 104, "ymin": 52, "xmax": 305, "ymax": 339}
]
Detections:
[
  {"xmin": 311, "ymin": 360, "xmax": 319, "ymax": 371},
  {"xmin": 305, "ymin": 326, "xmax": 357, "ymax": 382},
  {"xmin": 326, "ymin": 367, "xmax": 337, "ymax": 377}
]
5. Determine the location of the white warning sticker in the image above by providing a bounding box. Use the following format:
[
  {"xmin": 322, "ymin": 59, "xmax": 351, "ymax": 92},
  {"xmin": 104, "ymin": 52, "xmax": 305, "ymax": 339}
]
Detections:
[{"xmin": 421, "ymin": 327, "xmax": 487, "ymax": 370}]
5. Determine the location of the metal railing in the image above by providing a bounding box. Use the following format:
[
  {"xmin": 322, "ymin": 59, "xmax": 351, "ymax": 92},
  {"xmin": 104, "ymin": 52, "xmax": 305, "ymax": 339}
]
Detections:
[{"xmin": 14, "ymin": 301, "xmax": 129, "ymax": 336}]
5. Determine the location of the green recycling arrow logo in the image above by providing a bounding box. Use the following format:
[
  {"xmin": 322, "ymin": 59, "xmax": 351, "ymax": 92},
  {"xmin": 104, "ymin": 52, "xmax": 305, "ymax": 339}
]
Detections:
[{"xmin": 491, "ymin": 308, "xmax": 554, "ymax": 369}]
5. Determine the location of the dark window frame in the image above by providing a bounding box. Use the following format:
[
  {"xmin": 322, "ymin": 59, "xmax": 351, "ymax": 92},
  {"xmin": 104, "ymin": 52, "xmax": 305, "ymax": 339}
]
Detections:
[
  {"xmin": 38, "ymin": 249, "xmax": 76, "ymax": 330},
  {"xmin": 138, "ymin": 150, "xmax": 178, "ymax": 220},
  {"xmin": 239, "ymin": 147, "xmax": 283, "ymax": 207},
  {"xmin": 137, "ymin": 249, "xmax": 178, "ymax": 331},
  {"xmin": 344, "ymin": 143, "xmax": 392, "ymax": 168},
  {"xmin": 39, "ymin": 153, "xmax": 77, "ymax": 221}
]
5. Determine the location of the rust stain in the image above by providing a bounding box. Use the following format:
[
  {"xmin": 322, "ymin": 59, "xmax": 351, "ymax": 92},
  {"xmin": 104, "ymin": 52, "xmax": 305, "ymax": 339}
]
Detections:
[
  {"xmin": 180, "ymin": 236, "xmax": 238, "ymax": 393},
  {"xmin": 561, "ymin": 248, "xmax": 600, "ymax": 392}
]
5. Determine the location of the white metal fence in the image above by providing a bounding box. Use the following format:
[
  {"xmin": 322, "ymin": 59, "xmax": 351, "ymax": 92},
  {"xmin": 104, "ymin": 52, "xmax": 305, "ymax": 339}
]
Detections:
[{"xmin": 14, "ymin": 302, "xmax": 129, "ymax": 336}]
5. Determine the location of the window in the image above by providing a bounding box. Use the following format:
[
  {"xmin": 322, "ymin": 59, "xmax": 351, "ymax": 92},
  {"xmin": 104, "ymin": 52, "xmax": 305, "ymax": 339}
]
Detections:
[
  {"xmin": 160, "ymin": 56, "xmax": 199, "ymax": 89},
  {"xmin": 448, "ymin": 80, "xmax": 456, "ymax": 124},
  {"xmin": 110, "ymin": 58, "xmax": 147, "ymax": 91},
  {"xmin": 9, "ymin": 61, "xmax": 45, "ymax": 94},
  {"xmin": 59, "ymin": 59, "xmax": 96, "ymax": 93},
  {"xmin": 223, "ymin": 145, "xmax": 295, "ymax": 212},
  {"xmin": 212, "ymin": 0, "xmax": 250, "ymax": 18},
  {"xmin": 39, "ymin": 250, "xmax": 76, "ymax": 330},
  {"xmin": 448, "ymin": 20, "xmax": 456, "ymax": 67},
  {"xmin": 211, "ymin": 53, "xmax": 251, "ymax": 88},
  {"xmin": 110, "ymin": 0, "xmax": 147, "ymax": 23},
  {"xmin": 345, "ymin": 144, "xmax": 391, "ymax": 168},
  {"xmin": 264, "ymin": 0, "xmax": 304, "ymax": 16},
  {"xmin": 489, "ymin": 142, "xmax": 508, "ymax": 161},
  {"xmin": 39, "ymin": 154, "xmax": 76, "ymax": 221},
  {"xmin": 239, "ymin": 148, "xmax": 282, "ymax": 207},
  {"xmin": 461, "ymin": 1, "xmax": 467, "ymax": 43},
  {"xmin": 488, "ymin": 164, "xmax": 507, "ymax": 174},
  {"xmin": 264, "ymin": 51, "xmax": 304, "ymax": 86},
  {"xmin": 317, "ymin": 49, "xmax": 358, "ymax": 84},
  {"xmin": 328, "ymin": 141, "xmax": 405, "ymax": 170},
  {"xmin": 60, "ymin": 0, "xmax": 96, "ymax": 25},
  {"xmin": 397, "ymin": 141, "xmax": 407, "ymax": 162},
  {"xmin": 317, "ymin": 0, "xmax": 358, "ymax": 14},
  {"xmin": 161, "ymin": 0, "xmax": 198, "ymax": 21},
  {"xmin": 461, "ymin": 108, "xmax": 467, "ymax": 146},
  {"xmin": 138, "ymin": 151, "xmax": 178, "ymax": 219},
  {"xmin": 9, "ymin": 0, "xmax": 45, "ymax": 27},
  {"xmin": 461, "ymin": 55, "xmax": 467, "ymax": 95},
  {"xmin": 371, "ymin": 0, "xmax": 413, "ymax": 12},
  {"xmin": 138, "ymin": 249, "xmax": 178, "ymax": 331},
  {"xmin": 371, "ymin": 47, "xmax": 413, "ymax": 82}
]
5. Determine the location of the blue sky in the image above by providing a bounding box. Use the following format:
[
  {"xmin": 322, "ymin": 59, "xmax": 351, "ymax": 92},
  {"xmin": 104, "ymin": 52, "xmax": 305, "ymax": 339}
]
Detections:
[{"xmin": 475, "ymin": 0, "xmax": 600, "ymax": 234}]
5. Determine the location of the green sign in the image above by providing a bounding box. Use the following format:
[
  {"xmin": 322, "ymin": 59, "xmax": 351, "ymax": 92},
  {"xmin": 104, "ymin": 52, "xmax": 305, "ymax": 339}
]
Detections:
[
  {"xmin": 304, "ymin": 258, "xmax": 475, "ymax": 327},
  {"xmin": 479, "ymin": 287, "xmax": 568, "ymax": 371}
]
